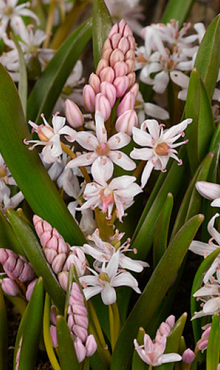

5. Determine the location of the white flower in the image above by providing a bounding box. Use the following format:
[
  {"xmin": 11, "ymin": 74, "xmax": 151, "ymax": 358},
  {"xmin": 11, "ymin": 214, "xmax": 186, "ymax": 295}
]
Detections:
[
  {"xmin": 67, "ymin": 111, "xmax": 136, "ymax": 175},
  {"xmin": 79, "ymin": 251, "xmax": 141, "ymax": 305},
  {"xmin": 189, "ymin": 213, "xmax": 220, "ymax": 258},
  {"xmin": 25, "ymin": 114, "xmax": 76, "ymax": 164},
  {"xmin": 78, "ymin": 158, "xmax": 142, "ymax": 221},
  {"xmin": 81, "ymin": 228, "xmax": 149, "ymax": 273},
  {"xmin": 196, "ymin": 181, "xmax": 220, "ymax": 207},
  {"xmin": 130, "ymin": 118, "xmax": 192, "ymax": 188},
  {"xmin": 0, "ymin": 0, "xmax": 39, "ymax": 39},
  {"xmin": 134, "ymin": 332, "xmax": 181, "ymax": 366}
]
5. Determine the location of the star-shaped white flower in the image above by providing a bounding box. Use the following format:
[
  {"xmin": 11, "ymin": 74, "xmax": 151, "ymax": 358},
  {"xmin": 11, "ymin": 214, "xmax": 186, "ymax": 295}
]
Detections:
[
  {"xmin": 0, "ymin": 0, "xmax": 39, "ymax": 39},
  {"xmin": 79, "ymin": 251, "xmax": 141, "ymax": 305},
  {"xmin": 78, "ymin": 158, "xmax": 141, "ymax": 221},
  {"xmin": 25, "ymin": 114, "xmax": 76, "ymax": 164},
  {"xmin": 67, "ymin": 111, "xmax": 136, "ymax": 176},
  {"xmin": 130, "ymin": 118, "xmax": 192, "ymax": 188}
]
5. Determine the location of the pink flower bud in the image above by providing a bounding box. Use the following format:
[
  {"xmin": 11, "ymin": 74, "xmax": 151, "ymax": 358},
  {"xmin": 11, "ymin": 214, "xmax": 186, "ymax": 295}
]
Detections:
[
  {"xmin": 96, "ymin": 59, "xmax": 108, "ymax": 75},
  {"xmin": 52, "ymin": 253, "xmax": 67, "ymax": 273},
  {"xmin": 44, "ymin": 248, "xmax": 57, "ymax": 264},
  {"xmin": 129, "ymin": 83, "xmax": 139, "ymax": 98},
  {"xmin": 123, "ymin": 24, "xmax": 133, "ymax": 37},
  {"xmin": 1, "ymin": 278, "xmax": 20, "ymax": 296},
  {"xmin": 85, "ymin": 335, "xmax": 97, "ymax": 357},
  {"xmin": 65, "ymin": 99, "xmax": 84, "ymax": 128},
  {"xmin": 114, "ymin": 61, "xmax": 128, "ymax": 78},
  {"xmin": 126, "ymin": 59, "xmax": 135, "ymax": 73},
  {"xmin": 83, "ymin": 84, "xmax": 96, "ymax": 112},
  {"xmin": 127, "ymin": 72, "xmax": 136, "ymax": 88},
  {"xmin": 0, "ymin": 249, "xmax": 8, "ymax": 264},
  {"xmin": 125, "ymin": 49, "xmax": 135, "ymax": 61},
  {"xmin": 88, "ymin": 73, "xmax": 101, "ymax": 94},
  {"xmin": 118, "ymin": 37, "xmax": 130, "ymax": 54},
  {"xmin": 50, "ymin": 305, "xmax": 57, "ymax": 325},
  {"xmin": 50, "ymin": 325, "xmax": 57, "ymax": 347},
  {"xmin": 113, "ymin": 76, "xmax": 129, "ymax": 97},
  {"xmin": 100, "ymin": 82, "xmax": 116, "ymax": 108},
  {"xmin": 110, "ymin": 33, "xmax": 121, "ymax": 49},
  {"xmin": 182, "ymin": 348, "xmax": 195, "ymax": 364},
  {"xmin": 115, "ymin": 109, "xmax": 138, "ymax": 135},
  {"xmin": 102, "ymin": 48, "xmax": 112, "ymax": 61},
  {"xmin": 102, "ymin": 38, "xmax": 112, "ymax": 52},
  {"xmin": 117, "ymin": 92, "xmax": 135, "ymax": 116},
  {"xmin": 119, "ymin": 20, "xmax": 127, "ymax": 35},
  {"xmin": 128, "ymin": 35, "xmax": 136, "ymax": 50},
  {"xmin": 74, "ymin": 314, "xmax": 88, "ymax": 329},
  {"xmin": 72, "ymin": 324, "xmax": 88, "ymax": 342},
  {"xmin": 58, "ymin": 271, "xmax": 68, "ymax": 291},
  {"xmin": 157, "ymin": 322, "xmax": 171, "ymax": 337},
  {"xmin": 109, "ymin": 49, "xmax": 124, "ymax": 67},
  {"xmin": 26, "ymin": 278, "xmax": 37, "ymax": 301},
  {"xmin": 99, "ymin": 66, "xmax": 115, "ymax": 83},
  {"xmin": 74, "ymin": 337, "xmax": 86, "ymax": 363},
  {"xmin": 108, "ymin": 23, "xmax": 119, "ymax": 39},
  {"xmin": 165, "ymin": 315, "xmax": 175, "ymax": 329},
  {"xmin": 95, "ymin": 94, "xmax": 112, "ymax": 121}
]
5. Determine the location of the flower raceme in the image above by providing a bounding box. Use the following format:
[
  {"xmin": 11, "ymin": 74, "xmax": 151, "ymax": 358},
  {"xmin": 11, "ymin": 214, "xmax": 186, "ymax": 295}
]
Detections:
[{"xmin": 130, "ymin": 118, "xmax": 192, "ymax": 188}]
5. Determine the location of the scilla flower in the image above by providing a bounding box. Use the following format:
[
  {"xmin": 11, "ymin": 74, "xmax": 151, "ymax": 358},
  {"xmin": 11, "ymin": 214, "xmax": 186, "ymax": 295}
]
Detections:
[{"xmin": 130, "ymin": 118, "xmax": 192, "ymax": 188}]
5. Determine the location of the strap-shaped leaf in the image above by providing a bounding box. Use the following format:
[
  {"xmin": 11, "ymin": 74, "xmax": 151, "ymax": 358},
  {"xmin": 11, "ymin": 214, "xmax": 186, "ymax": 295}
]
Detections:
[
  {"xmin": 185, "ymin": 69, "xmax": 215, "ymax": 174},
  {"xmin": 0, "ymin": 287, "xmax": 8, "ymax": 370},
  {"xmin": 92, "ymin": 0, "xmax": 113, "ymax": 68},
  {"xmin": 162, "ymin": 0, "xmax": 196, "ymax": 26},
  {"xmin": 56, "ymin": 315, "xmax": 80, "ymax": 370},
  {"xmin": 27, "ymin": 18, "xmax": 92, "ymax": 123},
  {"xmin": 7, "ymin": 209, "xmax": 66, "ymax": 313},
  {"xmin": 0, "ymin": 64, "xmax": 86, "ymax": 245},
  {"xmin": 13, "ymin": 277, "xmax": 44, "ymax": 370},
  {"xmin": 111, "ymin": 214, "xmax": 204, "ymax": 370},
  {"xmin": 194, "ymin": 14, "xmax": 220, "ymax": 100},
  {"xmin": 207, "ymin": 314, "xmax": 219, "ymax": 370},
  {"xmin": 0, "ymin": 211, "xmax": 24, "ymax": 256}
]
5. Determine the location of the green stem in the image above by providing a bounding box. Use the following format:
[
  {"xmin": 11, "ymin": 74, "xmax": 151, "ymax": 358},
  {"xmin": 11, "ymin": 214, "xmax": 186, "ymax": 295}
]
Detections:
[
  {"xmin": 109, "ymin": 302, "xmax": 120, "ymax": 351},
  {"xmin": 43, "ymin": 0, "xmax": 57, "ymax": 48}
]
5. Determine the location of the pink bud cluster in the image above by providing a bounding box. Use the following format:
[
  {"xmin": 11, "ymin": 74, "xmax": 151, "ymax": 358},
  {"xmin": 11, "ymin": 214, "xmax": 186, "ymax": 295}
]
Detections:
[
  {"xmin": 155, "ymin": 314, "xmax": 175, "ymax": 339},
  {"xmin": 33, "ymin": 215, "xmax": 87, "ymax": 291},
  {"xmin": 83, "ymin": 19, "xmax": 138, "ymax": 134},
  {"xmin": 197, "ymin": 324, "xmax": 211, "ymax": 352},
  {"xmin": 68, "ymin": 282, "xmax": 97, "ymax": 362},
  {"xmin": 0, "ymin": 248, "xmax": 36, "ymax": 298}
]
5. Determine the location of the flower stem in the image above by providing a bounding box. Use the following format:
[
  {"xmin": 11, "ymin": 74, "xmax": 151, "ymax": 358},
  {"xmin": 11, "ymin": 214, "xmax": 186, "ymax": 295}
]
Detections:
[
  {"xmin": 109, "ymin": 302, "xmax": 120, "ymax": 351},
  {"xmin": 43, "ymin": 0, "xmax": 57, "ymax": 48},
  {"xmin": 132, "ymin": 160, "xmax": 146, "ymax": 180},
  {"xmin": 61, "ymin": 142, "xmax": 91, "ymax": 183}
]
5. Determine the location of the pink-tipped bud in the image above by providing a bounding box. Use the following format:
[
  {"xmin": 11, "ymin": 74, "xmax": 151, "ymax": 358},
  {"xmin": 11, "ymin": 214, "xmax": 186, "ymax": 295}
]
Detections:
[
  {"xmin": 44, "ymin": 248, "xmax": 57, "ymax": 264},
  {"xmin": 118, "ymin": 20, "xmax": 127, "ymax": 36},
  {"xmin": 88, "ymin": 73, "xmax": 101, "ymax": 94},
  {"xmin": 129, "ymin": 83, "xmax": 139, "ymax": 98},
  {"xmin": 113, "ymin": 76, "xmax": 129, "ymax": 97},
  {"xmin": 64, "ymin": 247, "xmax": 87, "ymax": 277},
  {"xmin": 118, "ymin": 37, "xmax": 130, "ymax": 54},
  {"xmin": 128, "ymin": 35, "xmax": 136, "ymax": 50},
  {"xmin": 108, "ymin": 23, "xmax": 119, "ymax": 39},
  {"xmin": 182, "ymin": 349, "xmax": 195, "ymax": 364},
  {"xmin": 126, "ymin": 59, "xmax": 135, "ymax": 73},
  {"xmin": 157, "ymin": 322, "xmax": 171, "ymax": 337},
  {"xmin": 102, "ymin": 38, "xmax": 112, "ymax": 52},
  {"xmin": 127, "ymin": 72, "xmax": 136, "ymax": 89},
  {"xmin": 117, "ymin": 92, "xmax": 135, "ymax": 116},
  {"xmin": 74, "ymin": 337, "xmax": 86, "ymax": 363},
  {"xmin": 51, "ymin": 253, "xmax": 67, "ymax": 274},
  {"xmin": 114, "ymin": 61, "xmax": 128, "ymax": 78},
  {"xmin": 1, "ymin": 249, "xmax": 35, "ymax": 283},
  {"xmin": 58, "ymin": 271, "xmax": 68, "ymax": 291},
  {"xmin": 109, "ymin": 49, "xmax": 124, "ymax": 67},
  {"xmin": 99, "ymin": 66, "xmax": 115, "ymax": 83},
  {"xmin": 1, "ymin": 278, "xmax": 20, "ymax": 296},
  {"xmin": 96, "ymin": 59, "xmax": 108, "ymax": 75},
  {"xmin": 72, "ymin": 324, "xmax": 88, "ymax": 343},
  {"xmin": 125, "ymin": 49, "xmax": 135, "ymax": 61},
  {"xmin": 65, "ymin": 99, "xmax": 84, "ymax": 128},
  {"xmin": 26, "ymin": 278, "xmax": 37, "ymax": 301},
  {"xmin": 123, "ymin": 24, "xmax": 133, "ymax": 37},
  {"xmin": 95, "ymin": 93, "xmax": 112, "ymax": 121},
  {"xmin": 83, "ymin": 84, "xmax": 96, "ymax": 112},
  {"xmin": 100, "ymin": 82, "xmax": 116, "ymax": 108},
  {"xmin": 102, "ymin": 48, "xmax": 113, "ymax": 61},
  {"xmin": 50, "ymin": 325, "xmax": 57, "ymax": 347},
  {"xmin": 115, "ymin": 109, "xmax": 138, "ymax": 135},
  {"xmin": 85, "ymin": 335, "xmax": 97, "ymax": 357},
  {"xmin": 50, "ymin": 305, "xmax": 57, "ymax": 325},
  {"xmin": 165, "ymin": 315, "xmax": 175, "ymax": 329}
]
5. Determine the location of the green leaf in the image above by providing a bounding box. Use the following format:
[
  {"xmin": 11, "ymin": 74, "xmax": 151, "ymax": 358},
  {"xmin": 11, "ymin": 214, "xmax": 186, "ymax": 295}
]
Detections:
[
  {"xmin": 191, "ymin": 248, "xmax": 220, "ymax": 344},
  {"xmin": 11, "ymin": 33, "xmax": 27, "ymax": 116},
  {"xmin": 56, "ymin": 315, "xmax": 80, "ymax": 370},
  {"xmin": 171, "ymin": 151, "xmax": 214, "ymax": 238},
  {"xmin": 27, "ymin": 18, "xmax": 92, "ymax": 123},
  {"xmin": 207, "ymin": 314, "xmax": 219, "ymax": 370},
  {"xmin": 0, "ymin": 211, "xmax": 24, "ymax": 256},
  {"xmin": 111, "ymin": 214, "xmax": 204, "ymax": 370},
  {"xmin": 92, "ymin": 0, "xmax": 113, "ymax": 68},
  {"xmin": 194, "ymin": 14, "xmax": 220, "ymax": 100},
  {"xmin": 185, "ymin": 68, "xmax": 215, "ymax": 174},
  {"xmin": 0, "ymin": 64, "xmax": 86, "ymax": 246},
  {"xmin": 0, "ymin": 286, "xmax": 8, "ymax": 370},
  {"xmin": 131, "ymin": 146, "xmax": 188, "ymax": 261},
  {"xmin": 7, "ymin": 209, "xmax": 66, "ymax": 313},
  {"xmin": 13, "ymin": 277, "xmax": 44, "ymax": 370},
  {"xmin": 161, "ymin": 0, "xmax": 196, "ymax": 26},
  {"xmin": 153, "ymin": 193, "xmax": 173, "ymax": 268}
]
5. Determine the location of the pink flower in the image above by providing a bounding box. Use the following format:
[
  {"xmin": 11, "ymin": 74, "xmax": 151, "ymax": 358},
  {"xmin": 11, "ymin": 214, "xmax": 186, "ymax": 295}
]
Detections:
[
  {"xmin": 78, "ymin": 159, "xmax": 141, "ymax": 221},
  {"xmin": 130, "ymin": 118, "xmax": 192, "ymax": 188},
  {"xmin": 67, "ymin": 111, "xmax": 136, "ymax": 175}
]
